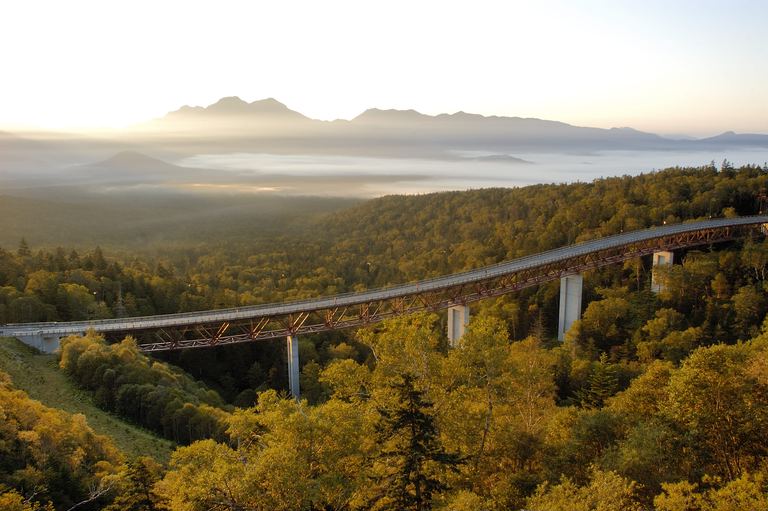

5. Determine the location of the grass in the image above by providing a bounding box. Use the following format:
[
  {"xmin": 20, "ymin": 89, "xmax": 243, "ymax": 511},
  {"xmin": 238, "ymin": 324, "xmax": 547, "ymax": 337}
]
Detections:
[{"xmin": 0, "ymin": 337, "xmax": 175, "ymax": 462}]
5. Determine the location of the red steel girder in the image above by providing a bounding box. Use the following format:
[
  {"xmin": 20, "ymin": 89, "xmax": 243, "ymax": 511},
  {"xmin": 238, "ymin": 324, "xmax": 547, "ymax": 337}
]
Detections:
[{"xmin": 132, "ymin": 222, "xmax": 763, "ymax": 352}]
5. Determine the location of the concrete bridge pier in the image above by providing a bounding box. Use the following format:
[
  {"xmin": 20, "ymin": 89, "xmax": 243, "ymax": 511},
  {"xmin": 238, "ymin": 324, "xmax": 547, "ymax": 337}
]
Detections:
[
  {"xmin": 15, "ymin": 332, "xmax": 63, "ymax": 353},
  {"xmin": 287, "ymin": 335, "xmax": 300, "ymax": 399},
  {"xmin": 447, "ymin": 305, "xmax": 470, "ymax": 347},
  {"xmin": 651, "ymin": 251, "xmax": 674, "ymax": 293},
  {"xmin": 557, "ymin": 274, "xmax": 583, "ymax": 341}
]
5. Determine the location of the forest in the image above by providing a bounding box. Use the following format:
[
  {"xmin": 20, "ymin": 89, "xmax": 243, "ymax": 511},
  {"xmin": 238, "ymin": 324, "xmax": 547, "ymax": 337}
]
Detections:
[{"xmin": 1, "ymin": 162, "xmax": 768, "ymax": 509}]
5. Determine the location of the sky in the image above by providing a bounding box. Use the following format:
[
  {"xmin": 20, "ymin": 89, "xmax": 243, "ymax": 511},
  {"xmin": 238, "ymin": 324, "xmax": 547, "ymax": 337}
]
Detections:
[{"xmin": 1, "ymin": 0, "xmax": 766, "ymax": 136}]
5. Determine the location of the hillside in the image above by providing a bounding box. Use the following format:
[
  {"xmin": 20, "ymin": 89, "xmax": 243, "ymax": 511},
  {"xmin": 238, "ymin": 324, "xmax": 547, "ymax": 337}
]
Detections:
[
  {"xmin": 0, "ymin": 337, "xmax": 174, "ymax": 461},
  {"xmin": 0, "ymin": 191, "xmax": 356, "ymax": 248},
  {"xmin": 3, "ymin": 165, "xmax": 768, "ymax": 509}
]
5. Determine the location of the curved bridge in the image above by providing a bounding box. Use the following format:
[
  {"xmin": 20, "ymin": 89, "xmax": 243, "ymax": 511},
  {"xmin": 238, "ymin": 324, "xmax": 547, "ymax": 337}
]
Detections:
[{"xmin": 2, "ymin": 216, "xmax": 767, "ymax": 354}]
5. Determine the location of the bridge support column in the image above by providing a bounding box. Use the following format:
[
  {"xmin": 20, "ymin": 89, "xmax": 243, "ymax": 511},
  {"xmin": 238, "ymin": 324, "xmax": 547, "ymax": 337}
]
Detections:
[
  {"xmin": 651, "ymin": 251, "xmax": 674, "ymax": 293},
  {"xmin": 558, "ymin": 274, "xmax": 583, "ymax": 342},
  {"xmin": 286, "ymin": 335, "xmax": 300, "ymax": 399},
  {"xmin": 14, "ymin": 333, "xmax": 63, "ymax": 353},
  {"xmin": 447, "ymin": 305, "xmax": 470, "ymax": 347}
]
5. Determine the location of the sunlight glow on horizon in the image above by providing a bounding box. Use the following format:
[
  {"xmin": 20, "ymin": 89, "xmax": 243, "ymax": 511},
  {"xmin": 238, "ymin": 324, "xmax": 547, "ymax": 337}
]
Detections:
[{"xmin": 1, "ymin": 0, "xmax": 766, "ymax": 136}]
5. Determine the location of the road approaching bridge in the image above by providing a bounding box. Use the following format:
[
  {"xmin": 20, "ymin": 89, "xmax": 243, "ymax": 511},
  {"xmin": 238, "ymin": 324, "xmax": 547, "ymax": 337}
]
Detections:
[{"xmin": 2, "ymin": 216, "xmax": 767, "ymax": 396}]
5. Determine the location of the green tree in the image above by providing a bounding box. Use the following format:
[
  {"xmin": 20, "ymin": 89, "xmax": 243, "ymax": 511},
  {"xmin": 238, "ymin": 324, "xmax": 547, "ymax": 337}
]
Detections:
[
  {"xmin": 740, "ymin": 239, "xmax": 768, "ymax": 281},
  {"xmin": 320, "ymin": 358, "xmax": 371, "ymax": 403},
  {"xmin": 607, "ymin": 360, "xmax": 673, "ymax": 421},
  {"xmin": 731, "ymin": 285, "xmax": 766, "ymax": 339},
  {"xmin": 103, "ymin": 457, "xmax": 166, "ymax": 511},
  {"xmin": 574, "ymin": 294, "xmax": 633, "ymax": 355},
  {"xmin": 17, "ymin": 238, "xmax": 31, "ymax": 257},
  {"xmin": 663, "ymin": 343, "xmax": 768, "ymax": 479},
  {"xmin": 56, "ymin": 283, "xmax": 97, "ymax": 320},
  {"xmin": 440, "ymin": 316, "xmax": 510, "ymax": 473},
  {"xmin": 577, "ymin": 354, "xmax": 619, "ymax": 409},
  {"xmin": 299, "ymin": 360, "xmax": 327, "ymax": 404},
  {"xmin": 368, "ymin": 374, "xmax": 461, "ymax": 511}
]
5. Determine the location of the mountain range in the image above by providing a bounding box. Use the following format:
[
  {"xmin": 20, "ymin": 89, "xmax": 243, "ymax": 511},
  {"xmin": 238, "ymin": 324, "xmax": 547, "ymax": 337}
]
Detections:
[
  {"xmin": 3, "ymin": 97, "xmax": 767, "ymax": 170},
  {"xmin": 133, "ymin": 96, "xmax": 768, "ymax": 157},
  {"xmin": 1, "ymin": 97, "xmax": 766, "ymax": 198}
]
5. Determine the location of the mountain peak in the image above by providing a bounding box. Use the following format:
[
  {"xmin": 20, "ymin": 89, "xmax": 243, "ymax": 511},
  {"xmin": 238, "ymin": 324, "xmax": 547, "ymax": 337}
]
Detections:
[
  {"xmin": 247, "ymin": 97, "xmax": 295, "ymax": 114},
  {"xmin": 353, "ymin": 108, "xmax": 429, "ymax": 123},
  {"xmin": 254, "ymin": 97, "xmax": 284, "ymax": 106},
  {"xmin": 216, "ymin": 96, "xmax": 247, "ymax": 104},
  {"xmin": 93, "ymin": 151, "xmax": 176, "ymax": 169},
  {"xmin": 207, "ymin": 96, "xmax": 250, "ymax": 113},
  {"xmin": 697, "ymin": 131, "xmax": 768, "ymax": 146}
]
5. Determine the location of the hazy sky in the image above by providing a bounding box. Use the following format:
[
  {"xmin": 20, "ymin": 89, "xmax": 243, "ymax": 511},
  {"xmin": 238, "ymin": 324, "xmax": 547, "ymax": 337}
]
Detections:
[{"xmin": 2, "ymin": 0, "xmax": 766, "ymax": 135}]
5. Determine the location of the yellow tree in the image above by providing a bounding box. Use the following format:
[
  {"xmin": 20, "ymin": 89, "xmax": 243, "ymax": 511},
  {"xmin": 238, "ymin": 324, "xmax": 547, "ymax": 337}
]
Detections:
[
  {"xmin": 663, "ymin": 343, "xmax": 768, "ymax": 479},
  {"xmin": 527, "ymin": 468, "xmax": 643, "ymax": 511}
]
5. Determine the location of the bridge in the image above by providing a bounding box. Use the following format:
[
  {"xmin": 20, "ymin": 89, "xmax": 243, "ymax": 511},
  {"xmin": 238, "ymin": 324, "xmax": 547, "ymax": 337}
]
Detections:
[{"xmin": 2, "ymin": 216, "xmax": 767, "ymax": 397}]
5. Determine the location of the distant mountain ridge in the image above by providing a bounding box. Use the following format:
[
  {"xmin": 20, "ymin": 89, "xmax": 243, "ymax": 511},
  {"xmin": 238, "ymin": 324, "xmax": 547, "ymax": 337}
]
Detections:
[
  {"xmin": 138, "ymin": 97, "xmax": 767, "ymax": 157},
  {"xmin": 166, "ymin": 96, "xmax": 309, "ymax": 122},
  {"xmin": 698, "ymin": 131, "xmax": 768, "ymax": 146},
  {"xmin": 2, "ymin": 98, "xmax": 765, "ymax": 177}
]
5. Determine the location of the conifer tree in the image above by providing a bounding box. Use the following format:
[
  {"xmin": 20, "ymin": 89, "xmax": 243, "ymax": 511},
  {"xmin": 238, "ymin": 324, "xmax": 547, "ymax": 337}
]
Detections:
[
  {"xmin": 16, "ymin": 238, "xmax": 30, "ymax": 257},
  {"xmin": 103, "ymin": 457, "xmax": 166, "ymax": 511},
  {"xmin": 368, "ymin": 373, "xmax": 461, "ymax": 511},
  {"xmin": 577, "ymin": 353, "xmax": 619, "ymax": 408}
]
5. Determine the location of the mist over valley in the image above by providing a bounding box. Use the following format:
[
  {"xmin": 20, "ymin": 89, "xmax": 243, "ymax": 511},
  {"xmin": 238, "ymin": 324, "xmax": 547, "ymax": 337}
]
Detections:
[{"xmin": 2, "ymin": 97, "xmax": 767, "ymax": 200}]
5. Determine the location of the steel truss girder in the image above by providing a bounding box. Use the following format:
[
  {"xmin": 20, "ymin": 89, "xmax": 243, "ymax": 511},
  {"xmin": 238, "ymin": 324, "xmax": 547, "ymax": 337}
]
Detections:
[{"xmin": 122, "ymin": 223, "xmax": 760, "ymax": 352}]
